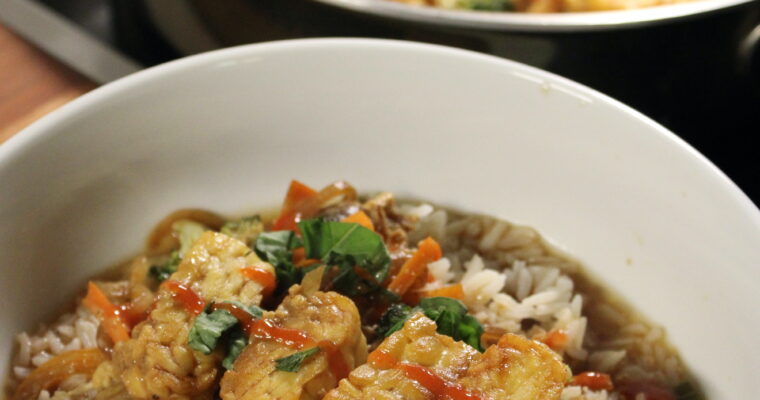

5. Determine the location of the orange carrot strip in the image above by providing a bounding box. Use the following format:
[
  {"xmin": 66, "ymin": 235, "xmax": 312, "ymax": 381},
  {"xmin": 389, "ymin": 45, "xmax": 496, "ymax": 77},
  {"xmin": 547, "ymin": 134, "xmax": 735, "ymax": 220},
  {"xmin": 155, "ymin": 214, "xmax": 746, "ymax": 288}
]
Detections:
[
  {"xmin": 12, "ymin": 348, "xmax": 106, "ymax": 400},
  {"xmin": 422, "ymin": 283, "xmax": 465, "ymax": 300},
  {"xmin": 401, "ymin": 269, "xmax": 430, "ymax": 306},
  {"xmin": 543, "ymin": 329, "xmax": 568, "ymax": 351},
  {"xmin": 341, "ymin": 210, "xmax": 375, "ymax": 231},
  {"xmin": 292, "ymin": 247, "xmax": 306, "ymax": 264},
  {"xmin": 387, "ymin": 237, "xmax": 442, "ymax": 296},
  {"xmin": 272, "ymin": 180, "xmax": 318, "ymax": 231},
  {"xmin": 571, "ymin": 372, "xmax": 614, "ymax": 391},
  {"xmin": 82, "ymin": 282, "xmax": 130, "ymax": 343},
  {"xmin": 241, "ymin": 266, "xmax": 276, "ymax": 296}
]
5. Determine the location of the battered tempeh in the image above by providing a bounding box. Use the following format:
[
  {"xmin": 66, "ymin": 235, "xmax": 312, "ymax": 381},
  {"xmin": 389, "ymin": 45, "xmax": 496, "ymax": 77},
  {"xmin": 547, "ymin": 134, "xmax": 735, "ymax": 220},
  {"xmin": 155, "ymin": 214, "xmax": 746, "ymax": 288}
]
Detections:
[
  {"xmin": 113, "ymin": 231, "xmax": 274, "ymax": 399},
  {"xmin": 324, "ymin": 313, "xmax": 570, "ymax": 400},
  {"xmin": 220, "ymin": 284, "xmax": 367, "ymax": 400}
]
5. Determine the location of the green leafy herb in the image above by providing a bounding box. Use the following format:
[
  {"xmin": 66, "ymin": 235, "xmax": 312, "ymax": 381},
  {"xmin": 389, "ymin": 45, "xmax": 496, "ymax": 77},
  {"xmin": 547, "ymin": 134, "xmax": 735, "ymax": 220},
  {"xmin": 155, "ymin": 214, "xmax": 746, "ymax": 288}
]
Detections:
[
  {"xmin": 187, "ymin": 301, "xmax": 262, "ymax": 356},
  {"xmin": 254, "ymin": 230, "xmax": 304, "ymax": 295},
  {"xmin": 173, "ymin": 220, "xmax": 208, "ymax": 257},
  {"xmin": 221, "ymin": 215, "xmax": 264, "ymax": 247},
  {"xmin": 255, "ymin": 230, "xmax": 303, "ymax": 264},
  {"xmin": 377, "ymin": 303, "xmax": 413, "ymax": 337},
  {"xmin": 298, "ymin": 219, "xmax": 391, "ymax": 285},
  {"xmin": 254, "ymin": 219, "xmax": 391, "ymax": 298},
  {"xmin": 222, "ymin": 327, "xmax": 248, "ymax": 370},
  {"xmin": 275, "ymin": 347, "xmax": 320, "ymax": 372},
  {"xmin": 149, "ymin": 251, "xmax": 181, "ymax": 283},
  {"xmin": 188, "ymin": 309, "xmax": 238, "ymax": 354},
  {"xmin": 418, "ymin": 297, "xmax": 484, "ymax": 351},
  {"xmin": 459, "ymin": 0, "xmax": 513, "ymax": 10},
  {"xmin": 223, "ymin": 300, "xmax": 264, "ymax": 319},
  {"xmin": 377, "ymin": 297, "xmax": 485, "ymax": 352}
]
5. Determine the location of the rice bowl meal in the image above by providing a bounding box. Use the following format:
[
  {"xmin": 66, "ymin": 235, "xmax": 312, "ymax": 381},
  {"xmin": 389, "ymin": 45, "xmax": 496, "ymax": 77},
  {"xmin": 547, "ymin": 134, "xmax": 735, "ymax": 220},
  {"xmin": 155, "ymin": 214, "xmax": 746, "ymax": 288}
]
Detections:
[{"xmin": 6, "ymin": 180, "xmax": 701, "ymax": 400}]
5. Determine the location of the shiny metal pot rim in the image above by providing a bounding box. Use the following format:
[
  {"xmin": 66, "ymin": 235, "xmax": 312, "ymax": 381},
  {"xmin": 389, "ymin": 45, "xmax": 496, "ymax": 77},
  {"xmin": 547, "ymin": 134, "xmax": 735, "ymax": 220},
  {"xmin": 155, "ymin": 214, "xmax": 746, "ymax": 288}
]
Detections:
[{"xmin": 313, "ymin": 0, "xmax": 755, "ymax": 32}]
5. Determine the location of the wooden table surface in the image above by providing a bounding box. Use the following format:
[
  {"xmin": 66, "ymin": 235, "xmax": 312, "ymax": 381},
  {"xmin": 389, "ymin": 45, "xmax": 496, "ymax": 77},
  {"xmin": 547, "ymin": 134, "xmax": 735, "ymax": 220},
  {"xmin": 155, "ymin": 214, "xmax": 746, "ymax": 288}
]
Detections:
[{"xmin": 0, "ymin": 23, "xmax": 96, "ymax": 144}]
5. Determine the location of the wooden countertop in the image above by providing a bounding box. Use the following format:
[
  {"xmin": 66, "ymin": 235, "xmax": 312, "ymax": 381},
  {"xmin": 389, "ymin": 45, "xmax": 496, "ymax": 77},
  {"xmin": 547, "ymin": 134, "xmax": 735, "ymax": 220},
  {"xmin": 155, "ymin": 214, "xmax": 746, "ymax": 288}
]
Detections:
[{"xmin": 0, "ymin": 23, "xmax": 96, "ymax": 144}]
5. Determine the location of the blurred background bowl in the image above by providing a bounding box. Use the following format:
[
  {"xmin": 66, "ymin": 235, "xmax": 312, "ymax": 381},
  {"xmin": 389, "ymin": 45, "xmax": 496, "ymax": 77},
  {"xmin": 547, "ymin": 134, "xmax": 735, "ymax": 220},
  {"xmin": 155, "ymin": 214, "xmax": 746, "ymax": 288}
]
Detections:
[{"xmin": 136, "ymin": 0, "xmax": 760, "ymax": 200}]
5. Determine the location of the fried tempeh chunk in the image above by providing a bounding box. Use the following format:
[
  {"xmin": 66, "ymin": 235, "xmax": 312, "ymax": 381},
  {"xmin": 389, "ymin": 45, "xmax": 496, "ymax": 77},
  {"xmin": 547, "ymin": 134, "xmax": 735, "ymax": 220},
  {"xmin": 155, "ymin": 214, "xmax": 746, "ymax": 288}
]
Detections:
[
  {"xmin": 113, "ymin": 232, "xmax": 274, "ymax": 399},
  {"xmin": 323, "ymin": 313, "xmax": 479, "ymax": 400},
  {"xmin": 325, "ymin": 313, "xmax": 570, "ymax": 400},
  {"xmin": 459, "ymin": 333, "xmax": 571, "ymax": 400},
  {"xmin": 220, "ymin": 284, "xmax": 367, "ymax": 400}
]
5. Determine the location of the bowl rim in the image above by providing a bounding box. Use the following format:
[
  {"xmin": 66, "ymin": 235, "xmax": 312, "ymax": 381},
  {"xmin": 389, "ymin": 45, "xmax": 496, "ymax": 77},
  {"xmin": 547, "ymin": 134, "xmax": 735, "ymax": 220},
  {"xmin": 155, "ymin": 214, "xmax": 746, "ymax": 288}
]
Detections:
[
  {"xmin": 311, "ymin": 0, "xmax": 755, "ymax": 32},
  {"xmin": 1, "ymin": 38, "xmax": 757, "ymax": 222}
]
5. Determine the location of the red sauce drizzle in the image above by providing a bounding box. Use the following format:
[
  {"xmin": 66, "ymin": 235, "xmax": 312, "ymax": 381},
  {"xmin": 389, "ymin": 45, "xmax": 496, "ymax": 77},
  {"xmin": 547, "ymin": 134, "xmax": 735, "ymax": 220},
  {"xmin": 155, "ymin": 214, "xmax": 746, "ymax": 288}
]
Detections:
[
  {"xmin": 248, "ymin": 319, "xmax": 314, "ymax": 348},
  {"xmin": 238, "ymin": 317, "xmax": 347, "ymax": 380},
  {"xmin": 162, "ymin": 280, "xmax": 206, "ymax": 315},
  {"xmin": 240, "ymin": 266, "xmax": 276, "ymax": 297},
  {"xmin": 211, "ymin": 302, "xmax": 256, "ymax": 332},
  {"xmin": 398, "ymin": 364, "xmax": 483, "ymax": 400},
  {"xmin": 318, "ymin": 341, "xmax": 350, "ymax": 381},
  {"xmin": 117, "ymin": 304, "xmax": 149, "ymax": 329},
  {"xmin": 209, "ymin": 298, "xmax": 348, "ymax": 380}
]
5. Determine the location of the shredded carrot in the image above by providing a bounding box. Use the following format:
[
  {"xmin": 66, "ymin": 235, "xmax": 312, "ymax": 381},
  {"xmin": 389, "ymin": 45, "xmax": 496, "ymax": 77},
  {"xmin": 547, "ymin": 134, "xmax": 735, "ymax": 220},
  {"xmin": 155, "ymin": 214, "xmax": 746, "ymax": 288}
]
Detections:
[
  {"xmin": 572, "ymin": 372, "xmax": 614, "ymax": 391},
  {"xmin": 543, "ymin": 329, "xmax": 568, "ymax": 351},
  {"xmin": 387, "ymin": 237, "xmax": 442, "ymax": 297},
  {"xmin": 12, "ymin": 348, "xmax": 106, "ymax": 400},
  {"xmin": 341, "ymin": 210, "xmax": 375, "ymax": 231},
  {"xmin": 401, "ymin": 269, "xmax": 429, "ymax": 305},
  {"xmin": 241, "ymin": 266, "xmax": 276, "ymax": 296},
  {"xmin": 82, "ymin": 282, "xmax": 130, "ymax": 343},
  {"xmin": 423, "ymin": 283, "xmax": 465, "ymax": 300},
  {"xmin": 272, "ymin": 180, "xmax": 319, "ymax": 231},
  {"xmin": 292, "ymin": 247, "xmax": 306, "ymax": 263}
]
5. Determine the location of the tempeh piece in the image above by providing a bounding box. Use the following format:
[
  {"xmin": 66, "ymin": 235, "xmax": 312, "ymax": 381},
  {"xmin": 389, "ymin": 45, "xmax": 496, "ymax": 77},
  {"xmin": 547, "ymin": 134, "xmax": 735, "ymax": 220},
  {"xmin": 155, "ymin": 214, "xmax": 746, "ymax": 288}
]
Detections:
[
  {"xmin": 113, "ymin": 232, "xmax": 274, "ymax": 399},
  {"xmin": 220, "ymin": 284, "xmax": 367, "ymax": 400}
]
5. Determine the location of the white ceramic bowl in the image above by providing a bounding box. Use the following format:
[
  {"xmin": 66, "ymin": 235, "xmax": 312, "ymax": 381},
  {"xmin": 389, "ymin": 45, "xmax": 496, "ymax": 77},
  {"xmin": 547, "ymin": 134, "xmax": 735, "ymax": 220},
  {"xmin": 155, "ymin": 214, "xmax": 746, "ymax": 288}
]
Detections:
[{"xmin": 1, "ymin": 39, "xmax": 759, "ymax": 398}]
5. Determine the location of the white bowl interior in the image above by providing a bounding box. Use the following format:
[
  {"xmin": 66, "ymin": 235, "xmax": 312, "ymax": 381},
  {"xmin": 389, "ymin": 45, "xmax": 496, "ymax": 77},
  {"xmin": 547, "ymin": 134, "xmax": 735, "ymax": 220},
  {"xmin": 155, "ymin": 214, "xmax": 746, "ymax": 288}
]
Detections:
[{"xmin": 1, "ymin": 39, "xmax": 759, "ymax": 397}]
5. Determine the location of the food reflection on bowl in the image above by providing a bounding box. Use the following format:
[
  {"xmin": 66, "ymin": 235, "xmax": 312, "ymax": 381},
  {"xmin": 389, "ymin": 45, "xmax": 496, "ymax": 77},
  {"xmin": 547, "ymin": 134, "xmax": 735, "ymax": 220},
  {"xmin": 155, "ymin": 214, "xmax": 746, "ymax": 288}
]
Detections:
[
  {"xmin": 389, "ymin": 0, "xmax": 698, "ymax": 13},
  {"xmin": 1, "ymin": 39, "xmax": 759, "ymax": 399}
]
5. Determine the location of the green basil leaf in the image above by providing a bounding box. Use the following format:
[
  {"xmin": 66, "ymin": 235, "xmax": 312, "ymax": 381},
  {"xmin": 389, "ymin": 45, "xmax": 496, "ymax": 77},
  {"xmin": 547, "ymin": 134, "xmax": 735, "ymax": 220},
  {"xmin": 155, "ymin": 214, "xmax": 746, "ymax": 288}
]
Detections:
[
  {"xmin": 188, "ymin": 301, "xmax": 261, "ymax": 356},
  {"xmin": 222, "ymin": 300, "xmax": 264, "ymax": 319},
  {"xmin": 419, "ymin": 297, "xmax": 484, "ymax": 351},
  {"xmin": 298, "ymin": 219, "xmax": 391, "ymax": 284},
  {"xmin": 255, "ymin": 230, "xmax": 303, "ymax": 264},
  {"xmin": 275, "ymin": 347, "xmax": 320, "ymax": 372},
  {"xmin": 378, "ymin": 297, "xmax": 485, "ymax": 352},
  {"xmin": 459, "ymin": 0, "xmax": 513, "ymax": 10},
  {"xmin": 377, "ymin": 303, "xmax": 413, "ymax": 337},
  {"xmin": 254, "ymin": 230, "xmax": 304, "ymax": 295},
  {"xmin": 149, "ymin": 251, "xmax": 181, "ymax": 283},
  {"xmin": 221, "ymin": 215, "xmax": 264, "ymax": 247},
  {"xmin": 460, "ymin": 314, "xmax": 485, "ymax": 351},
  {"xmin": 188, "ymin": 309, "xmax": 239, "ymax": 354},
  {"xmin": 222, "ymin": 327, "xmax": 248, "ymax": 370}
]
